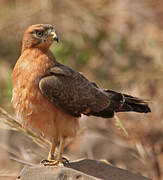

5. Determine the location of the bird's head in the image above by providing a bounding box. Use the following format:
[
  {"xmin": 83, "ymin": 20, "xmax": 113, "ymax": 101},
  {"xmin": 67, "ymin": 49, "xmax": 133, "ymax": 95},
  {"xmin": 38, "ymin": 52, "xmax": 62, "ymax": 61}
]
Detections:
[{"xmin": 22, "ymin": 24, "xmax": 59, "ymax": 52}]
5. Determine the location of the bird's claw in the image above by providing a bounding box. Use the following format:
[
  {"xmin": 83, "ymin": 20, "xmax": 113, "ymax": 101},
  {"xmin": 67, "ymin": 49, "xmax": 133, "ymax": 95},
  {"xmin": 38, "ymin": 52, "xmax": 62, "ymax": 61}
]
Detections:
[
  {"xmin": 42, "ymin": 159, "xmax": 63, "ymax": 166},
  {"xmin": 61, "ymin": 157, "xmax": 70, "ymax": 165},
  {"xmin": 41, "ymin": 157, "xmax": 69, "ymax": 166}
]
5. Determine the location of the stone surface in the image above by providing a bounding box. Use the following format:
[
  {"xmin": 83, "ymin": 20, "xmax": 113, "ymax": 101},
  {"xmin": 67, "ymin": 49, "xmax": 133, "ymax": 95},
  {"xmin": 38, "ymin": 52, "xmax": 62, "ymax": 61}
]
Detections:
[{"xmin": 18, "ymin": 159, "xmax": 152, "ymax": 180}]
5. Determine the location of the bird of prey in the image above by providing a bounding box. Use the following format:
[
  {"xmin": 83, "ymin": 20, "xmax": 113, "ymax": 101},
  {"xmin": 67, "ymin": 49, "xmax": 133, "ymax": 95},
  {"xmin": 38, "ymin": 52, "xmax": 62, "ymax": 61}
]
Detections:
[{"xmin": 12, "ymin": 24, "xmax": 151, "ymax": 166}]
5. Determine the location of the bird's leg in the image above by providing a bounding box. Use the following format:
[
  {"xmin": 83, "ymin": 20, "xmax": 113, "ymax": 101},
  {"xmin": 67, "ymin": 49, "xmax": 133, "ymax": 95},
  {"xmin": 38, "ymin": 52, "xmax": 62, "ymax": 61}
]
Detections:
[
  {"xmin": 41, "ymin": 138, "xmax": 58, "ymax": 165},
  {"xmin": 56, "ymin": 136, "xmax": 65, "ymax": 162},
  {"xmin": 48, "ymin": 138, "xmax": 57, "ymax": 161},
  {"xmin": 42, "ymin": 136, "xmax": 68, "ymax": 166},
  {"xmin": 57, "ymin": 136, "xmax": 70, "ymax": 165}
]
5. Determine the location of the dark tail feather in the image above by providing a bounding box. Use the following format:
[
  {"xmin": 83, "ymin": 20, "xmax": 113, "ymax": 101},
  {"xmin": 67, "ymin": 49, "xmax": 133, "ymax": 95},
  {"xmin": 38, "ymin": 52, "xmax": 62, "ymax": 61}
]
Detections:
[
  {"xmin": 90, "ymin": 89, "xmax": 151, "ymax": 118},
  {"xmin": 117, "ymin": 93, "xmax": 151, "ymax": 113},
  {"xmin": 105, "ymin": 89, "xmax": 151, "ymax": 114}
]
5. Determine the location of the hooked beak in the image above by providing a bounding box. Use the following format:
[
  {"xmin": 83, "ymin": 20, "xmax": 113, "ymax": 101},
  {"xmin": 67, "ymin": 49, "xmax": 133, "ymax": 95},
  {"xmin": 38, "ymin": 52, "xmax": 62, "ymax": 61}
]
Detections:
[{"xmin": 49, "ymin": 31, "xmax": 59, "ymax": 43}]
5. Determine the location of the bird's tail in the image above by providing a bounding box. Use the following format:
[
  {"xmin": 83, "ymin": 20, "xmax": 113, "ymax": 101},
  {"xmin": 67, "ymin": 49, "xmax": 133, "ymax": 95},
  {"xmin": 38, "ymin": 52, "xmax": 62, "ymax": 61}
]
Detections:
[
  {"xmin": 90, "ymin": 89, "xmax": 151, "ymax": 118},
  {"xmin": 105, "ymin": 89, "xmax": 151, "ymax": 113}
]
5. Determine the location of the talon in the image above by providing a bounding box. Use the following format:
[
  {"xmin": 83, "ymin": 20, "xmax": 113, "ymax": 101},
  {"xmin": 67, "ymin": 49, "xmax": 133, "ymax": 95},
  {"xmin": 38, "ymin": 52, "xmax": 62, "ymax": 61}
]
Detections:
[
  {"xmin": 62, "ymin": 157, "xmax": 70, "ymax": 165},
  {"xmin": 41, "ymin": 159, "xmax": 63, "ymax": 166},
  {"xmin": 40, "ymin": 159, "xmax": 49, "ymax": 164}
]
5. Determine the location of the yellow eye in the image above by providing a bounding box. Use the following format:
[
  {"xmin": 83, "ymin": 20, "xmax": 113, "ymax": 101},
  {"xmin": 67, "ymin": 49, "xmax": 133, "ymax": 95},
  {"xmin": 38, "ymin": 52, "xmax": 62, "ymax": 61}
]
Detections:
[{"xmin": 36, "ymin": 31, "xmax": 44, "ymax": 37}]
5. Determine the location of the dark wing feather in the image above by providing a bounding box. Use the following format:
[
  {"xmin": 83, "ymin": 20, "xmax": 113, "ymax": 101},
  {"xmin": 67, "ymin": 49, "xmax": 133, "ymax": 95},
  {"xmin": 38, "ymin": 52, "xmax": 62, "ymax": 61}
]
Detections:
[{"xmin": 39, "ymin": 64, "xmax": 110, "ymax": 117}]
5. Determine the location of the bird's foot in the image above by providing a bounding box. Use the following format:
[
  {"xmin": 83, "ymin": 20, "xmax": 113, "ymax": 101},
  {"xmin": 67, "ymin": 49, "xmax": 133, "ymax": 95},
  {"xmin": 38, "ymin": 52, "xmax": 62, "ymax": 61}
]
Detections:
[
  {"xmin": 41, "ymin": 159, "xmax": 63, "ymax": 166},
  {"xmin": 41, "ymin": 157, "xmax": 69, "ymax": 166}
]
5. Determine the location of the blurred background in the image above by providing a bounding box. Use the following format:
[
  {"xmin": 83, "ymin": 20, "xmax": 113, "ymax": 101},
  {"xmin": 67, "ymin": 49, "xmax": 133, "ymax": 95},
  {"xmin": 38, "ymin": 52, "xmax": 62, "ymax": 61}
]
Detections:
[{"xmin": 0, "ymin": 0, "xmax": 163, "ymax": 179}]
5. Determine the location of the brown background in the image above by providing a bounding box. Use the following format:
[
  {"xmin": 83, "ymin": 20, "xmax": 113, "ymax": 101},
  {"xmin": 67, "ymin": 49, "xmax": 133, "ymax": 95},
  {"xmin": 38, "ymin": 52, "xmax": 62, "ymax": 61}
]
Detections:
[{"xmin": 0, "ymin": 0, "xmax": 163, "ymax": 179}]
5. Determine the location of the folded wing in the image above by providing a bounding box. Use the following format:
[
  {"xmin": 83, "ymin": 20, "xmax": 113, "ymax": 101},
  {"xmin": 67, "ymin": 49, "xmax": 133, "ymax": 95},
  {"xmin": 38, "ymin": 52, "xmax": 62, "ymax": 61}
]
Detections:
[{"xmin": 39, "ymin": 63, "xmax": 111, "ymax": 117}]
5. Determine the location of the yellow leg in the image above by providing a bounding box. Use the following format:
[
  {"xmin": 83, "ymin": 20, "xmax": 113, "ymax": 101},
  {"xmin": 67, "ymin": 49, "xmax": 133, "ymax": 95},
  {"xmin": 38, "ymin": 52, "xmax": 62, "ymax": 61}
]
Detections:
[
  {"xmin": 42, "ymin": 137, "xmax": 66, "ymax": 166},
  {"xmin": 57, "ymin": 137, "xmax": 65, "ymax": 161},
  {"xmin": 48, "ymin": 139, "xmax": 57, "ymax": 160}
]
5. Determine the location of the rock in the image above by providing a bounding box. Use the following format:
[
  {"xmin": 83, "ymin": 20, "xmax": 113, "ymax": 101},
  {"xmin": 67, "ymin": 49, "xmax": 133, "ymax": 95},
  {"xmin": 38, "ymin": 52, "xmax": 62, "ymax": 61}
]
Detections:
[{"xmin": 18, "ymin": 159, "xmax": 151, "ymax": 180}]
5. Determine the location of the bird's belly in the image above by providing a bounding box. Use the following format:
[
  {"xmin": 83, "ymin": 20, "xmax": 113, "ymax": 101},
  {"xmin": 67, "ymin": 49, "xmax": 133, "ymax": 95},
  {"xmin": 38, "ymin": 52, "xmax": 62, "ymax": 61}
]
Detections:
[{"xmin": 12, "ymin": 86, "xmax": 79, "ymax": 138}]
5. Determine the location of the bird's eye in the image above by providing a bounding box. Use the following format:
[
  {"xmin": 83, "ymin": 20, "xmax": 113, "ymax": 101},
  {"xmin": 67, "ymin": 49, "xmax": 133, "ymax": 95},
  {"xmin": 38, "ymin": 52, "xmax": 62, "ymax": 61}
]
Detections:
[{"xmin": 35, "ymin": 31, "xmax": 44, "ymax": 37}]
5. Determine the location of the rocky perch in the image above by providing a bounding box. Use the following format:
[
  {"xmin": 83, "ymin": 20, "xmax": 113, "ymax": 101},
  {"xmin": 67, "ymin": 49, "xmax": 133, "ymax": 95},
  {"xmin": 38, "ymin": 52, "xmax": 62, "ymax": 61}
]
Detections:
[{"xmin": 18, "ymin": 159, "xmax": 151, "ymax": 180}]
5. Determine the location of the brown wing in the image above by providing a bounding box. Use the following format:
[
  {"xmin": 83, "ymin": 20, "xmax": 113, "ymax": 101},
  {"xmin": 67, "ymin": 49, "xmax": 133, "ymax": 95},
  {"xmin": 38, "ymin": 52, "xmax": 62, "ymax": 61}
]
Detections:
[{"xmin": 39, "ymin": 64, "xmax": 110, "ymax": 117}]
